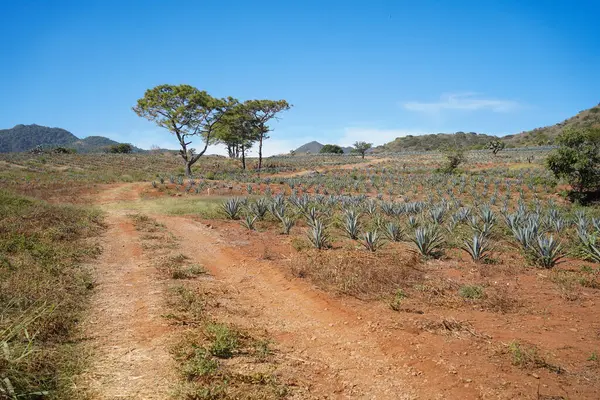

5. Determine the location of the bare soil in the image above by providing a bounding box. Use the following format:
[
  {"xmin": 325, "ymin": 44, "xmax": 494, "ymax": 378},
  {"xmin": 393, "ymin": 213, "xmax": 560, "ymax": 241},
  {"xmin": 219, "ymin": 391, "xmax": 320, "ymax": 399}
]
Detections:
[{"xmin": 80, "ymin": 183, "xmax": 600, "ymax": 399}]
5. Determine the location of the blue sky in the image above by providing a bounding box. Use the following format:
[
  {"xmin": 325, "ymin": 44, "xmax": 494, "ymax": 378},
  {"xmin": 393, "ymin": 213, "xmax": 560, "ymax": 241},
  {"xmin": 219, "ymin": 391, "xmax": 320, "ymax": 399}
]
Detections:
[{"xmin": 1, "ymin": 0, "xmax": 598, "ymax": 155}]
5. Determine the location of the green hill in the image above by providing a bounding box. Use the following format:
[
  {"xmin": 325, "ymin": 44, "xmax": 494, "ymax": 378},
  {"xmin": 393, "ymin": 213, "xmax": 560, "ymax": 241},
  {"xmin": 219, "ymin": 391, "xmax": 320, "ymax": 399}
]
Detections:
[
  {"xmin": 0, "ymin": 124, "xmax": 78, "ymax": 152},
  {"xmin": 503, "ymin": 103, "xmax": 600, "ymax": 146},
  {"xmin": 0, "ymin": 124, "xmax": 140, "ymax": 153},
  {"xmin": 375, "ymin": 131, "xmax": 498, "ymax": 153}
]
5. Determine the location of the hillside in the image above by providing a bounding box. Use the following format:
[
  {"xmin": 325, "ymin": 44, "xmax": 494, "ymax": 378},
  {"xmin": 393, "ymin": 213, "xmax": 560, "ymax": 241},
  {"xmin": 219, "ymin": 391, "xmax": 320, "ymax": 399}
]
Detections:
[
  {"xmin": 0, "ymin": 124, "xmax": 138, "ymax": 153},
  {"xmin": 503, "ymin": 103, "xmax": 600, "ymax": 146},
  {"xmin": 376, "ymin": 132, "xmax": 498, "ymax": 153},
  {"xmin": 0, "ymin": 124, "xmax": 78, "ymax": 152}
]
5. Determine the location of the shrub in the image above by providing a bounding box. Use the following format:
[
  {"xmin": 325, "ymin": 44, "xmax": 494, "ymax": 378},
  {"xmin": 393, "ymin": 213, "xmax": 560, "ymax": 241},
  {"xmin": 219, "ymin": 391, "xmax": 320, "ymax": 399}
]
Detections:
[
  {"xmin": 319, "ymin": 144, "xmax": 344, "ymax": 154},
  {"xmin": 547, "ymin": 127, "xmax": 600, "ymax": 202}
]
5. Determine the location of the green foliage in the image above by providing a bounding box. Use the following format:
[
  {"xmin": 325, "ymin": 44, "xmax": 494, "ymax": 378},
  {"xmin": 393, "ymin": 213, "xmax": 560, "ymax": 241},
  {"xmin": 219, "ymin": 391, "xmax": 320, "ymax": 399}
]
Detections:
[
  {"xmin": 133, "ymin": 84, "xmax": 236, "ymax": 176},
  {"xmin": 546, "ymin": 127, "xmax": 600, "ymax": 199},
  {"xmin": 319, "ymin": 144, "xmax": 344, "ymax": 154},
  {"xmin": 105, "ymin": 143, "xmax": 134, "ymax": 154},
  {"xmin": 205, "ymin": 323, "xmax": 240, "ymax": 359},
  {"xmin": 438, "ymin": 147, "xmax": 465, "ymax": 174},
  {"xmin": 459, "ymin": 285, "xmax": 484, "ymax": 299},
  {"xmin": 352, "ymin": 141, "xmax": 372, "ymax": 158}
]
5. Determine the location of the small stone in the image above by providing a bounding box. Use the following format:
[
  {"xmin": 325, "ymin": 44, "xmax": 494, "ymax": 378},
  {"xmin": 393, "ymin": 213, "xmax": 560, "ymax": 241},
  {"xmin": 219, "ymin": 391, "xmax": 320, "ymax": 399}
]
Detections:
[{"xmin": 532, "ymin": 373, "xmax": 540, "ymax": 379}]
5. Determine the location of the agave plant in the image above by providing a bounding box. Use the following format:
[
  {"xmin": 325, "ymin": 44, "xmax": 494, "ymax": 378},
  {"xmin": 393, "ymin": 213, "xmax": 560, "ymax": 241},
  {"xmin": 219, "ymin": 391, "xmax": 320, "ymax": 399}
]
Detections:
[
  {"xmin": 512, "ymin": 221, "xmax": 539, "ymax": 251},
  {"xmin": 281, "ymin": 217, "xmax": 295, "ymax": 235},
  {"xmin": 305, "ymin": 207, "xmax": 320, "ymax": 227},
  {"xmin": 578, "ymin": 232, "xmax": 600, "ymax": 263},
  {"xmin": 250, "ymin": 198, "xmax": 269, "ymax": 220},
  {"xmin": 308, "ymin": 219, "xmax": 329, "ymax": 249},
  {"xmin": 407, "ymin": 215, "xmax": 419, "ymax": 229},
  {"xmin": 479, "ymin": 206, "xmax": 496, "ymax": 226},
  {"xmin": 530, "ymin": 234, "xmax": 563, "ymax": 268},
  {"xmin": 462, "ymin": 234, "xmax": 491, "ymax": 262},
  {"xmin": 384, "ymin": 222, "xmax": 403, "ymax": 242},
  {"xmin": 241, "ymin": 215, "xmax": 257, "ymax": 230},
  {"xmin": 362, "ymin": 230, "xmax": 381, "ymax": 252},
  {"xmin": 222, "ymin": 198, "xmax": 242, "ymax": 220},
  {"xmin": 364, "ymin": 200, "xmax": 378, "ymax": 215},
  {"xmin": 429, "ymin": 206, "xmax": 445, "ymax": 225},
  {"xmin": 343, "ymin": 210, "xmax": 361, "ymax": 240},
  {"xmin": 411, "ymin": 225, "xmax": 445, "ymax": 257}
]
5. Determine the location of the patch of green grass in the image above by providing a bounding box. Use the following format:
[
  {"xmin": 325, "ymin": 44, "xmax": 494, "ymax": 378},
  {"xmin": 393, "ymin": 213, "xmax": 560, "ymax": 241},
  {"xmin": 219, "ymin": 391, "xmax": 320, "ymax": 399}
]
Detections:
[
  {"xmin": 0, "ymin": 190, "xmax": 104, "ymax": 399},
  {"xmin": 206, "ymin": 323, "xmax": 240, "ymax": 359},
  {"xmin": 113, "ymin": 197, "xmax": 225, "ymax": 218},
  {"xmin": 458, "ymin": 285, "xmax": 485, "ymax": 299}
]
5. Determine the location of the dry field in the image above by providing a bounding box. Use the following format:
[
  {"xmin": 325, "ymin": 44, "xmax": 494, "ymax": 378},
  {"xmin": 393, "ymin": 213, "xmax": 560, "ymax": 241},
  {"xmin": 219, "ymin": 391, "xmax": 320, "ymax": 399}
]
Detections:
[{"xmin": 1, "ymin": 149, "xmax": 599, "ymax": 399}]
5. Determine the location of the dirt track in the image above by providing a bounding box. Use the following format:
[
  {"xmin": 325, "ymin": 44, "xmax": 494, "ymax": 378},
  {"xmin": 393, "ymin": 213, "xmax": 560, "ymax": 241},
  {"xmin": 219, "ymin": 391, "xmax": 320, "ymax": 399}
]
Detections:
[{"xmin": 79, "ymin": 182, "xmax": 600, "ymax": 399}]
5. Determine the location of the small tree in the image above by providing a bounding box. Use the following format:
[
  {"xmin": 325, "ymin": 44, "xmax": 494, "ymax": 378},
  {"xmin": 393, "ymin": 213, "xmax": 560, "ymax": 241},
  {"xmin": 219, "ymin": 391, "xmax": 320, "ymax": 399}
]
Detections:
[
  {"xmin": 244, "ymin": 99, "xmax": 291, "ymax": 172},
  {"xmin": 547, "ymin": 127, "xmax": 600, "ymax": 202},
  {"xmin": 133, "ymin": 84, "xmax": 235, "ymax": 177},
  {"xmin": 320, "ymin": 144, "xmax": 344, "ymax": 154},
  {"xmin": 352, "ymin": 141, "xmax": 372, "ymax": 159},
  {"xmin": 488, "ymin": 140, "xmax": 505, "ymax": 156},
  {"xmin": 439, "ymin": 147, "xmax": 465, "ymax": 174}
]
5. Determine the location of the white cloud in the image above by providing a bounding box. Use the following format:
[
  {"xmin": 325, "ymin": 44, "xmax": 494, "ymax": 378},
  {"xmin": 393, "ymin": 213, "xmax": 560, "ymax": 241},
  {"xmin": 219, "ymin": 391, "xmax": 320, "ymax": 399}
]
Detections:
[
  {"xmin": 403, "ymin": 92, "xmax": 520, "ymax": 113},
  {"xmin": 339, "ymin": 127, "xmax": 425, "ymax": 147}
]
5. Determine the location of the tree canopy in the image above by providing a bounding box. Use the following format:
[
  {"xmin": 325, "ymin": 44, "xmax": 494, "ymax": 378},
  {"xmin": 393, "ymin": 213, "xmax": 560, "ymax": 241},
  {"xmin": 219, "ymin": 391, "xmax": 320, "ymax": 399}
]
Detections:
[
  {"xmin": 243, "ymin": 99, "xmax": 291, "ymax": 171},
  {"xmin": 547, "ymin": 127, "xmax": 600, "ymax": 202},
  {"xmin": 320, "ymin": 144, "xmax": 344, "ymax": 154},
  {"xmin": 133, "ymin": 84, "xmax": 235, "ymax": 176},
  {"xmin": 352, "ymin": 141, "xmax": 372, "ymax": 159}
]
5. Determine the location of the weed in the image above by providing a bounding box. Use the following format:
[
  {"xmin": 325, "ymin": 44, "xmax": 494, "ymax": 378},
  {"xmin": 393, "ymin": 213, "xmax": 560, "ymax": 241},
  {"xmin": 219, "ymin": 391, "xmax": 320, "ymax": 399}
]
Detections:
[
  {"xmin": 205, "ymin": 323, "xmax": 240, "ymax": 359},
  {"xmin": 459, "ymin": 285, "xmax": 485, "ymax": 299}
]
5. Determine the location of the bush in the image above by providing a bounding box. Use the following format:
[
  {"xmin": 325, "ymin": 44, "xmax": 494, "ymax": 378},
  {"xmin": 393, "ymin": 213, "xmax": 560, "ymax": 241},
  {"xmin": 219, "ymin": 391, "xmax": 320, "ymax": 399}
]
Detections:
[
  {"xmin": 105, "ymin": 143, "xmax": 134, "ymax": 154},
  {"xmin": 547, "ymin": 127, "xmax": 600, "ymax": 202}
]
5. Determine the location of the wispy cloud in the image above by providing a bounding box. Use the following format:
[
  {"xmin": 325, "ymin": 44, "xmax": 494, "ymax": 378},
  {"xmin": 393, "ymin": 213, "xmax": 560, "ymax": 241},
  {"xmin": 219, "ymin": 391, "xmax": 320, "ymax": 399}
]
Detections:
[{"xmin": 403, "ymin": 92, "xmax": 520, "ymax": 113}]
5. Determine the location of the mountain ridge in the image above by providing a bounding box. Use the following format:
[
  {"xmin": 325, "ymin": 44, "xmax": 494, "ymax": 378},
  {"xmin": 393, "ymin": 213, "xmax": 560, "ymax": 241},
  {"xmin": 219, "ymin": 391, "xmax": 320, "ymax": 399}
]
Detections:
[{"xmin": 0, "ymin": 124, "xmax": 138, "ymax": 153}]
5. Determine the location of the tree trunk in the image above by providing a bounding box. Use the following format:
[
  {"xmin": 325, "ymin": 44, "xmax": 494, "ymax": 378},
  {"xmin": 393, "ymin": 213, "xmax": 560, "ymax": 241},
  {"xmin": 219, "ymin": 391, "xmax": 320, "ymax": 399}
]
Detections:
[
  {"xmin": 258, "ymin": 135, "xmax": 263, "ymax": 172},
  {"xmin": 241, "ymin": 145, "xmax": 246, "ymax": 170},
  {"xmin": 185, "ymin": 161, "xmax": 193, "ymax": 177},
  {"xmin": 361, "ymin": 152, "xmax": 365, "ymax": 159}
]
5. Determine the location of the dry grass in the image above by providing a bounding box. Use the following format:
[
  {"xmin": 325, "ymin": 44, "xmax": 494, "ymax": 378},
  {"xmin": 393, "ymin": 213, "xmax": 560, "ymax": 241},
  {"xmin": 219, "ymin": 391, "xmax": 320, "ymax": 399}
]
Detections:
[
  {"xmin": 0, "ymin": 190, "xmax": 104, "ymax": 399},
  {"xmin": 131, "ymin": 213, "xmax": 288, "ymax": 399},
  {"xmin": 290, "ymin": 247, "xmax": 422, "ymax": 299}
]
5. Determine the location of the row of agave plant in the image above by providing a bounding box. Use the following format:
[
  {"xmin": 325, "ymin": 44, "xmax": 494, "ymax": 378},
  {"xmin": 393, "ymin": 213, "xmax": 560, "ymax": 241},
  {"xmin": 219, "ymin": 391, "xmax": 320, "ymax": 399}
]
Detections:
[
  {"xmin": 151, "ymin": 165, "xmax": 557, "ymax": 212},
  {"xmin": 221, "ymin": 193, "xmax": 600, "ymax": 268}
]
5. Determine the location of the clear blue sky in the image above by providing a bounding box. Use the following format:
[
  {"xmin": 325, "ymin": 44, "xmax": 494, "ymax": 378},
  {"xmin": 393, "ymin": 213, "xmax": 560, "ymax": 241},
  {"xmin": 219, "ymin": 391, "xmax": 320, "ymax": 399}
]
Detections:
[{"xmin": 1, "ymin": 0, "xmax": 598, "ymax": 155}]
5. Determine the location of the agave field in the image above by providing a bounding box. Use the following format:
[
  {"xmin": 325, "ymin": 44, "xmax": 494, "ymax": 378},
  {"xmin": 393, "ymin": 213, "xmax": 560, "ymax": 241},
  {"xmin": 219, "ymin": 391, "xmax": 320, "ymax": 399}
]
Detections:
[{"xmin": 146, "ymin": 149, "xmax": 599, "ymax": 268}]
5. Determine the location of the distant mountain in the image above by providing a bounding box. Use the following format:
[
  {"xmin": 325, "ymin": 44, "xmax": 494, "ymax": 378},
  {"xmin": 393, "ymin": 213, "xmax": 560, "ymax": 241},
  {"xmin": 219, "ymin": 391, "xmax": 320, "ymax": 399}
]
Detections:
[
  {"xmin": 0, "ymin": 124, "xmax": 140, "ymax": 153},
  {"xmin": 375, "ymin": 132, "xmax": 498, "ymax": 153},
  {"xmin": 503, "ymin": 104, "xmax": 600, "ymax": 146},
  {"xmin": 295, "ymin": 141, "xmax": 324, "ymax": 154},
  {"xmin": 294, "ymin": 141, "xmax": 353, "ymax": 154}
]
